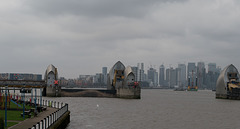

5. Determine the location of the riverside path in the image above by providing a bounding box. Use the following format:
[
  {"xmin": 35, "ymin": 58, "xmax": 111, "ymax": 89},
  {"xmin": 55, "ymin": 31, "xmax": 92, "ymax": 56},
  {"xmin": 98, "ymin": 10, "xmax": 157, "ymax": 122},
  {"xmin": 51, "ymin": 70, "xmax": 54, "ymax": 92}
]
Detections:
[{"xmin": 9, "ymin": 107, "xmax": 58, "ymax": 129}]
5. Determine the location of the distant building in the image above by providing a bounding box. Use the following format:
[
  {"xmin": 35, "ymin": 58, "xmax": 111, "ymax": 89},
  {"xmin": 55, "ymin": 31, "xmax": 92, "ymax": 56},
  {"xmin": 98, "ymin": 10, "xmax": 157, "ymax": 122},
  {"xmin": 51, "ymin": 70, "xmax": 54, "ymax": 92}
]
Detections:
[
  {"xmin": 102, "ymin": 67, "xmax": 107, "ymax": 85},
  {"xmin": 188, "ymin": 63, "xmax": 196, "ymax": 76},
  {"xmin": 59, "ymin": 77, "xmax": 68, "ymax": 87},
  {"xmin": 178, "ymin": 64, "xmax": 186, "ymax": 88},
  {"xmin": 187, "ymin": 62, "xmax": 196, "ymax": 87},
  {"xmin": 208, "ymin": 63, "xmax": 217, "ymax": 73},
  {"xmin": 102, "ymin": 67, "xmax": 107, "ymax": 75},
  {"xmin": 78, "ymin": 75, "xmax": 93, "ymax": 87},
  {"xmin": 137, "ymin": 63, "xmax": 145, "ymax": 81},
  {"xmin": 166, "ymin": 68, "xmax": 170, "ymax": 88},
  {"xmin": 93, "ymin": 73, "xmax": 103, "ymax": 85},
  {"xmin": 147, "ymin": 67, "xmax": 158, "ymax": 87},
  {"xmin": 206, "ymin": 63, "xmax": 221, "ymax": 90},
  {"xmin": 166, "ymin": 67, "xmax": 178, "ymax": 88},
  {"xmin": 131, "ymin": 66, "xmax": 138, "ymax": 81},
  {"xmin": 0, "ymin": 73, "xmax": 42, "ymax": 81},
  {"xmin": 170, "ymin": 68, "xmax": 177, "ymax": 88},
  {"xmin": 154, "ymin": 70, "xmax": 158, "ymax": 86},
  {"xmin": 159, "ymin": 64, "xmax": 165, "ymax": 86},
  {"xmin": 197, "ymin": 62, "xmax": 206, "ymax": 89},
  {"xmin": 143, "ymin": 73, "xmax": 147, "ymax": 82}
]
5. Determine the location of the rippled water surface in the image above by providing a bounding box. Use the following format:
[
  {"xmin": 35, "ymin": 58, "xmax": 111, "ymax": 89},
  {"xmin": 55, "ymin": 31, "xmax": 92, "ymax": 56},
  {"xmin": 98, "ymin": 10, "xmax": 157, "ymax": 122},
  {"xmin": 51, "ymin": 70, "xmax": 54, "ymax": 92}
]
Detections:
[{"xmin": 45, "ymin": 89, "xmax": 240, "ymax": 129}]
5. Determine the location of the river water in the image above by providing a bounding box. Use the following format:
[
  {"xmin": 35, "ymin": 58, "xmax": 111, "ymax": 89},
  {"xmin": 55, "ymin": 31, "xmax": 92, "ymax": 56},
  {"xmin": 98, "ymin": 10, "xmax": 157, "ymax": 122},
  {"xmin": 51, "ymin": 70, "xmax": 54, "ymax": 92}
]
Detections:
[{"xmin": 44, "ymin": 89, "xmax": 240, "ymax": 129}]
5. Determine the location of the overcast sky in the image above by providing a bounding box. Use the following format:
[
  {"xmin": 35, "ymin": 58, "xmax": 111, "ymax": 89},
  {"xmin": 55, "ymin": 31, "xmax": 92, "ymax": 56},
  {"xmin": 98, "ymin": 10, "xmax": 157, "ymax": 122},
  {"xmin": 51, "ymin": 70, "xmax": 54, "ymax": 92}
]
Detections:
[{"xmin": 0, "ymin": 0, "xmax": 240, "ymax": 78}]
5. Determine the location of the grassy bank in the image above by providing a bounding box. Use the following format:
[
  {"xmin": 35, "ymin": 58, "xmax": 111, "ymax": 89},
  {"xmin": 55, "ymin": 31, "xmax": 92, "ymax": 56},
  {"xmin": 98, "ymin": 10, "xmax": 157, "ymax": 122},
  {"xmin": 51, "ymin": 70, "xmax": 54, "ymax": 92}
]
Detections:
[
  {"xmin": 0, "ymin": 101, "xmax": 38, "ymax": 128},
  {"xmin": 0, "ymin": 110, "xmax": 26, "ymax": 129},
  {"xmin": 0, "ymin": 110, "xmax": 26, "ymax": 121},
  {"xmin": 0, "ymin": 100, "xmax": 35, "ymax": 110}
]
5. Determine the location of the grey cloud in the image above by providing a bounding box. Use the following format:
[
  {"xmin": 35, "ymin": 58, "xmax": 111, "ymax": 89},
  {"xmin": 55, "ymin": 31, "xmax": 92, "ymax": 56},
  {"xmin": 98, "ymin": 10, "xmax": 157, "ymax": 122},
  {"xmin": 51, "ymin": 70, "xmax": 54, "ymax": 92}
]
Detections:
[
  {"xmin": 25, "ymin": 0, "xmax": 188, "ymax": 18},
  {"xmin": 1, "ymin": 0, "xmax": 240, "ymax": 78}
]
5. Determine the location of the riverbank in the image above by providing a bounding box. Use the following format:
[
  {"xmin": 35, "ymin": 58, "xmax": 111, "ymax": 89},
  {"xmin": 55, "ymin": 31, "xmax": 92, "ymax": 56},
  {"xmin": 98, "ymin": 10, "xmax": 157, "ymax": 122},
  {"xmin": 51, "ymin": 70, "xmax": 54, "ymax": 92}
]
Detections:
[
  {"xmin": 9, "ymin": 106, "xmax": 58, "ymax": 129},
  {"xmin": 1, "ymin": 99, "xmax": 70, "ymax": 129}
]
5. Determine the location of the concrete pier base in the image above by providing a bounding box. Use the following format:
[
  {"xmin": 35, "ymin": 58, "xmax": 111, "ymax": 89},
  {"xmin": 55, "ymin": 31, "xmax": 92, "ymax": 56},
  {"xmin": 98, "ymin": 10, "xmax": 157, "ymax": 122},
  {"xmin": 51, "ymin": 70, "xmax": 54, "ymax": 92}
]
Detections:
[
  {"xmin": 61, "ymin": 89, "xmax": 116, "ymax": 97},
  {"xmin": 216, "ymin": 94, "xmax": 227, "ymax": 99},
  {"xmin": 117, "ymin": 87, "xmax": 141, "ymax": 99},
  {"xmin": 46, "ymin": 87, "xmax": 61, "ymax": 97},
  {"xmin": 60, "ymin": 88, "xmax": 141, "ymax": 99}
]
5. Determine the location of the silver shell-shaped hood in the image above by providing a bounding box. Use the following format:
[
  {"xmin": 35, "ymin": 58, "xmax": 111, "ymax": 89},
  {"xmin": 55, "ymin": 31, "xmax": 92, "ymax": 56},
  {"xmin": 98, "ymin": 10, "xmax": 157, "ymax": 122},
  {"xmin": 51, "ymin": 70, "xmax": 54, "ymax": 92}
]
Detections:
[
  {"xmin": 107, "ymin": 61, "xmax": 125, "ymax": 89},
  {"xmin": 109, "ymin": 61, "xmax": 125, "ymax": 80},
  {"xmin": 44, "ymin": 64, "xmax": 58, "ymax": 80},
  {"xmin": 124, "ymin": 66, "xmax": 134, "ymax": 79},
  {"xmin": 124, "ymin": 66, "xmax": 135, "ymax": 87}
]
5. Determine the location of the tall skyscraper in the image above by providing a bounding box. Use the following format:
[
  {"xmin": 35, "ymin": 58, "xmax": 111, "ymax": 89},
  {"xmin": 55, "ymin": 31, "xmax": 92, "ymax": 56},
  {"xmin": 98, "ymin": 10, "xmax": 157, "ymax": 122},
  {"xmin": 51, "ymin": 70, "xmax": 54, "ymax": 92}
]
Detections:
[
  {"xmin": 131, "ymin": 66, "xmax": 138, "ymax": 81},
  {"xmin": 102, "ymin": 67, "xmax": 107, "ymax": 75},
  {"xmin": 208, "ymin": 63, "xmax": 217, "ymax": 73},
  {"xmin": 187, "ymin": 62, "xmax": 196, "ymax": 87},
  {"xmin": 188, "ymin": 63, "xmax": 196, "ymax": 75},
  {"xmin": 197, "ymin": 62, "xmax": 206, "ymax": 89},
  {"xmin": 178, "ymin": 64, "xmax": 186, "ymax": 87},
  {"xmin": 102, "ymin": 67, "xmax": 107, "ymax": 85},
  {"xmin": 206, "ymin": 63, "xmax": 220, "ymax": 90},
  {"xmin": 165, "ymin": 67, "xmax": 178, "ymax": 88},
  {"xmin": 169, "ymin": 67, "xmax": 177, "ymax": 88},
  {"xmin": 154, "ymin": 71, "xmax": 158, "ymax": 86},
  {"xmin": 147, "ymin": 67, "xmax": 158, "ymax": 86},
  {"xmin": 159, "ymin": 64, "xmax": 165, "ymax": 86},
  {"xmin": 137, "ymin": 63, "xmax": 145, "ymax": 81},
  {"xmin": 166, "ymin": 68, "xmax": 170, "ymax": 88}
]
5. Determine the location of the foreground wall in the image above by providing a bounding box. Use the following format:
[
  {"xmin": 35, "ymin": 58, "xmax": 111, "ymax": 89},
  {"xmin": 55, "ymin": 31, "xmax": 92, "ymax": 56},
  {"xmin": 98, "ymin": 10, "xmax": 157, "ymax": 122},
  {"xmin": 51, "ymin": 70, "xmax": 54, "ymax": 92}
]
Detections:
[{"xmin": 49, "ymin": 111, "xmax": 70, "ymax": 129}]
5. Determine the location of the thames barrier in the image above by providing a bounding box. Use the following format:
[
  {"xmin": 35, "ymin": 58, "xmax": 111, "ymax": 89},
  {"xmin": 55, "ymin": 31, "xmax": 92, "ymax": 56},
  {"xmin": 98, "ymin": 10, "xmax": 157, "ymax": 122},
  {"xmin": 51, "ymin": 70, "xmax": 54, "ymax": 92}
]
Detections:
[
  {"xmin": 216, "ymin": 64, "xmax": 240, "ymax": 99},
  {"xmin": 60, "ymin": 61, "xmax": 141, "ymax": 99},
  {"xmin": 0, "ymin": 62, "xmax": 140, "ymax": 99}
]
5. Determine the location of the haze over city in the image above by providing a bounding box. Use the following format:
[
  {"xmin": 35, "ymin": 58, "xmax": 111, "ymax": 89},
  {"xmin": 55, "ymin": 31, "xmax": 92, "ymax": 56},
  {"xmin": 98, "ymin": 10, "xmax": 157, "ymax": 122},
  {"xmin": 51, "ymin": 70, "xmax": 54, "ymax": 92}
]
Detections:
[{"xmin": 0, "ymin": 0, "xmax": 240, "ymax": 78}]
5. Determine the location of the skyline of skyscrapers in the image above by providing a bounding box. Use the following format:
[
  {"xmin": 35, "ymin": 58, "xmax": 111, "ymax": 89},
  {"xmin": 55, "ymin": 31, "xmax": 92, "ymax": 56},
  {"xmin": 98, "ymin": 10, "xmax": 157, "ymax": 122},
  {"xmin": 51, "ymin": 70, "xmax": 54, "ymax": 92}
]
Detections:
[{"xmin": 59, "ymin": 61, "xmax": 222, "ymax": 89}]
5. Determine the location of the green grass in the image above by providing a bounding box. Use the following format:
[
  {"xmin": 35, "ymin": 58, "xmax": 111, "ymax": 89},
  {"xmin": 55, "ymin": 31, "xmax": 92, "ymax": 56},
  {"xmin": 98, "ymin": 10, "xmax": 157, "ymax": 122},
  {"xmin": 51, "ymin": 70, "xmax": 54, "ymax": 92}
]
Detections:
[
  {"xmin": 0, "ymin": 110, "xmax": 26, "ymax": 121},
  {"xmin": 0, "ymin": 100, "xmax": 41, "ymax": 128},
  {"xmin": 0, "ymin": 101, "xmax": 35, "ymax": 110}
]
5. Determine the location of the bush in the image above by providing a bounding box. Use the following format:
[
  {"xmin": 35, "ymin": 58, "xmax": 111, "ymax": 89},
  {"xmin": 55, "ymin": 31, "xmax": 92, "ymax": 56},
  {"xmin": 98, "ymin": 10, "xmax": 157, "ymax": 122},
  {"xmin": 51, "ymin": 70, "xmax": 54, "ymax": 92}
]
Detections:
[{"xmin": 0, "ymin": 116, "xmax": 4, "ymax": 129}]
